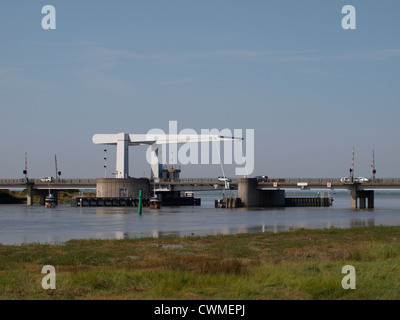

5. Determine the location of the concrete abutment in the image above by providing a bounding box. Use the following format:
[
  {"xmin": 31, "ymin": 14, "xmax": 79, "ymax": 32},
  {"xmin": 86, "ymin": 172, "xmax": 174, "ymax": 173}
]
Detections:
[
  {"xmin": 238, "ymin": 178, "xmax": 285, "ymax": 207},
  {"xmin": 96, "ymin": 178, "xmax": 151, "ymax": 198}
]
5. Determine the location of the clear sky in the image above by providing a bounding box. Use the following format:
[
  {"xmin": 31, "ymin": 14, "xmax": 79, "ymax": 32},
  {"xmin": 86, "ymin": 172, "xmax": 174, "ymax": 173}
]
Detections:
[{"xmin": 0, "ymin": 0, "xmax": 399, "ymax": 179}]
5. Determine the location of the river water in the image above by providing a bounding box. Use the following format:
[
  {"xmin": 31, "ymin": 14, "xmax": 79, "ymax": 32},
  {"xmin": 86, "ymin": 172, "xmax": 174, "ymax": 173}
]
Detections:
[{"xmin": 1, "ymin": 194, "xmax": 400, "ymax": 245}]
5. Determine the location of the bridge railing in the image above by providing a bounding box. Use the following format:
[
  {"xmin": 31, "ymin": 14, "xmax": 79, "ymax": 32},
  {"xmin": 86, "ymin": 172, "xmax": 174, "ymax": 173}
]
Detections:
[
  {"xmin": 267, "ymin": 178, "xmax": 400, "ymax": 183},
  {"xmin": 155, "ymin": 178, "xmax": 238, "ymax": 184},
  {"xmin": 0, "ymin": 178, "xmax": 97, "ymax": 184},
  {"xmin": 274, "ymin": 178, "xmax": 341, "ymax": 183},
  {"xmin": 372, "ymin": 178, "xmax": 400, "ymax": 183},
  {"xmin": 2, "ymin": 177, "xmax": 400, "ymax": 185},
  {"xmin": 33, "ymin": 179, "xmax": 97, "ymax": 184},
  {"xmin": 0, "ymin": 179, "xmax": 28, "ymax": 183}
]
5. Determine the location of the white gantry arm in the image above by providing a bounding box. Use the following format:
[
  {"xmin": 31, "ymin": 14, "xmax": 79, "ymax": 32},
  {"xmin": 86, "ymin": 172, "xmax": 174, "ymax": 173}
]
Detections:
[{"xmin": 93, "ymin": 133, "xmax": 242, "ymax": 179}]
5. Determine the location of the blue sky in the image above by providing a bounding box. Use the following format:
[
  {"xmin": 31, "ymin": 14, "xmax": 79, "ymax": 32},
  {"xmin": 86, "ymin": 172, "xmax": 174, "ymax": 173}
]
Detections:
[{"xmin": 0, "ymin": 0, "xmax": 399, "ymax": 179}]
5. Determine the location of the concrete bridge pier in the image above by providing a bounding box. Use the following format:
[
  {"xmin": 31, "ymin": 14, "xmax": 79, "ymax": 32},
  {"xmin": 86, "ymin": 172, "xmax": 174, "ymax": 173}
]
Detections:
[
  {"xmin": 26, "ymin": 183, "xmax": 59, "ymax": 206},
  {"xmin": 238, "ymin": 178, "xmax": 259, "ymax": 207},
  {"xmin": 350, "ymin": 185, "xmax": 374, "ymax": 209},
  {"xmin": 96, "ymin": 178, "xmax": 150, "ymax": 198},
  {"xmin": 358, "ymin": 190, "xmax": 374, "ymax": 209},
  {"xmin": 359, "ymin": 195, "xmax": 366, "ymax": 209},
  {"xmin": 367, "ymin": 191, "xmax": 374, "ymax": 208},
  {"xmin": 26, "ymin": 183, "xmax": 34, "ymax": 206},
  {"xmin": 238, "ymin": 178, "xmax": 285, "ymax": 207}
]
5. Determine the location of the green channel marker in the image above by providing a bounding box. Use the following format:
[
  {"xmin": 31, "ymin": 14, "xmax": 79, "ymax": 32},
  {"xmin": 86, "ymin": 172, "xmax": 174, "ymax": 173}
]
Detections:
[{"xmin": 138, "ymin": 189, "xmax": 143, "ymax": 215}]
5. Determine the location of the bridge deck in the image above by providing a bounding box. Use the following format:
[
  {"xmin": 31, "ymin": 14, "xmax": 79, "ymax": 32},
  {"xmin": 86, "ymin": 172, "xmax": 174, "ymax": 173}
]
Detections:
[{"xmin": 1, "ymin": 178, "xmax": 400, "ymax": 191}]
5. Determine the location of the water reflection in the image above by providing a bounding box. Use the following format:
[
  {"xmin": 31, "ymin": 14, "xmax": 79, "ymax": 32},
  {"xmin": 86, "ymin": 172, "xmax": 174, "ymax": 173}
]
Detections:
[
  {"xmin": 95, "ymin": 207, "xmax": 130, "ymax": 215},
  {"xmin": 1, "ymin": 195, "xmax": 400, "ymax": 245},
  {"xmin": 350, "ymin": 219, "xmax": 375, "ymax": 228},
  {"xmin": 91, "ymin": 219, "xmax": 381, "ymax": 243}
]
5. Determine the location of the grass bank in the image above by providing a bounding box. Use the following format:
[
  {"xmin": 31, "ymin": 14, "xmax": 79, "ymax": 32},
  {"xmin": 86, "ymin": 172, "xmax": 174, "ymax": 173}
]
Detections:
[{"xmin": 1, "ymin": 226, "xmax": 400, "ymax": 299}]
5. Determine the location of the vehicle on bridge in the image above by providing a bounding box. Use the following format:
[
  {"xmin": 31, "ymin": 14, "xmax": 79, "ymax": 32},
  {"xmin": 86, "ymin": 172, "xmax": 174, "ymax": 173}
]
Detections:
[
  {"xmin": 255, "ymin": 175, "xmax": 268, "ymax": 182},
  {"xmin": 217, "ymin": 176, "xmax": 232, "ymax": 183},
  {"xmin": 340, "ymin": 177, "xmax": 351, "ymax": 183},
  {"xmin": 40, "ymin": 177, "xmax": 54, "ymax": 183},
  {"xmin": 355, "ymin": 177, "xmax": 370, "ymax": 183}
]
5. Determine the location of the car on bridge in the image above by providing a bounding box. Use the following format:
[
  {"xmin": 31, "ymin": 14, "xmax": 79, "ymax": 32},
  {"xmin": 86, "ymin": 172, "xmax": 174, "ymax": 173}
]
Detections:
[
  {"xmin": 340, "ymin": 177, "xmax": 351, "ymax": 183},
  {"xmin": 255, "ymin": 175, "xmax": 268, "ymax": 182},
  {"xmin": 355, "ymin": 177, "xmax": 370, "ymax": 183},
  {"xmin": 40, "ymin": 177, "xmax": 54, "ymax": 182},
  {"xmin": 217, "ymin": 176, "xmax": 232, "ymax": 183}
]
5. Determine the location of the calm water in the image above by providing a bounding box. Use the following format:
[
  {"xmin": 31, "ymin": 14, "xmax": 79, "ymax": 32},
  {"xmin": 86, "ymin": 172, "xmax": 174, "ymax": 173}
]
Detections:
[{"xmin": 1, "ymin": 194, "xmax": 400, "ymax": 245}]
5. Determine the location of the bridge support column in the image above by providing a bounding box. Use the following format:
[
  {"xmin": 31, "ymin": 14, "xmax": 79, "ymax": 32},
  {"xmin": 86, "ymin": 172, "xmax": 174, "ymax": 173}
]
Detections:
[
  {"xmin": 350, "ymin": 185, "xmax": 358, "ymax": 209},
  {"xmin": 358, "ymin": 190, "xmax": 374, "ymax": 209},
  {"xmin": 350, "ymin": 186, "xmax": 374, "ymax": 209},
  {"xmin": 238, "ymin": 178, "xmax": 258, "ymax": 207},
  {"xmin": 367, "ymin": 191, "xmax": 374, "ymax": 209},
  {"xmin": 359, "ymin": 195, "xmax": 366, "ymax": 209},
  {"xmin": 26, "ymin": 183, "xmax": 35, "ymax": 206},
  {"xmin": 238, "ymin": 178, "xmax": 285, "ymax": 207}
]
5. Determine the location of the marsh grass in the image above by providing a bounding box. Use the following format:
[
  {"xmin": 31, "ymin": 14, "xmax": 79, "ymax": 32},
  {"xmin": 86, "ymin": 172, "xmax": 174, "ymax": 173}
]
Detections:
[{"xmin": 1, "ymin": 226, "xmax": 400, "ymax": 299}]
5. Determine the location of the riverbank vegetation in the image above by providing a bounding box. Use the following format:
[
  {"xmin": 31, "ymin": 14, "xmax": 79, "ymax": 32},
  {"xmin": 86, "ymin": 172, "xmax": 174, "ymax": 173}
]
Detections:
[
  {"xmin": 0, "ymin": 190, "xmax": 95, "ymax": 204},
  {"xmin": 0, "ymin": 226, "xmax": 400, "ymax": 299},
  {"xmin": 0, "ymin": 191, "xmax": 24, "ymax": 204}
]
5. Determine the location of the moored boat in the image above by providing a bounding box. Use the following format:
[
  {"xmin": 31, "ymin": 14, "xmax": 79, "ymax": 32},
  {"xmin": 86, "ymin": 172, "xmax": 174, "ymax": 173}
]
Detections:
[
  {"xmin": 149, "ymin": 196, "xmax": 161, "ymax": 209},
  {"xmin": 45, "ymin": 194, "xmax": 57, "ymax": 208}
]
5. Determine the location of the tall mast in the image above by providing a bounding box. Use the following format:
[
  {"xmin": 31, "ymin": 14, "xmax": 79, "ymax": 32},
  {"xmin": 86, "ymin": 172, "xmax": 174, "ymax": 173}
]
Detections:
[
  {"xmin": 349, "ymin": 146, "xmax": 354, "ymax": 182},
  {"xmin": 23, "ymin": 152, "xmax": 28, "ymax": 182},
  {"xmin": 55, "ymin": 154, "xmax": 58, "ymax": 180},
  {"xmin": 371, "ymin": 149, "xmax": 376, "ymax": 181},
  {"xmin": 25, "ymin": 152, "xmax": 28, "ymax": 176}
]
